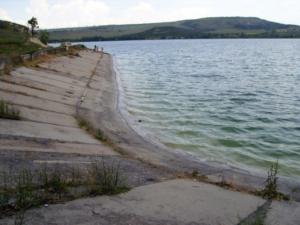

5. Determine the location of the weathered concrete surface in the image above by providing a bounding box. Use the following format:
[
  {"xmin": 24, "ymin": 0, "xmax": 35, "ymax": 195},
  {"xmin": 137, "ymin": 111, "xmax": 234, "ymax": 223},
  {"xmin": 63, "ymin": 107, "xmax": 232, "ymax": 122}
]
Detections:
[
  {"xmin": 0, "ymin": 139, "xmax": 114, "ymax": 155},
  {"xmin": 0, "ymin": 90, "xmax": 75, "ymax": 115},
  {"xmin": 14, "ymin": 106, "xmax": 78, "ymax": 127},
  {"xmin": 0, "ymin": 81, "xmax": 77, "ymax": 106},
  {"xmin": 0, "ymin": 179, "xmax": 265, "ymax": 225},
  {"xmin": 265, "ymin": 201, "xmax": 300, "ymax": 225},
  {"xmin": 0, "ymin": 120, "xmax": 99, "ymax": 143},
  {"xmin": 0, "ymin": 75, "xmax": 82, "ymax": 98},
  {"xmin": 38, "ymin": 52, "xmax": 99, "ymax": 79},
  {"xmin": 0, "ymin": 50, "xmax": 117, "ymax": 157},
  {"xmin": 0, "ymin": 150, "xmax": 172, "ymax": 187}
]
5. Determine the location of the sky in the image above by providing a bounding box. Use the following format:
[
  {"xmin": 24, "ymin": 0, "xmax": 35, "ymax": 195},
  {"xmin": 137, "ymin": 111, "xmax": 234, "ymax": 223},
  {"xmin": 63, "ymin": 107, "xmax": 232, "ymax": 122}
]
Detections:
[{"xmin": 0, "ymin": 0, "xmax": 299, "ymax": 29}]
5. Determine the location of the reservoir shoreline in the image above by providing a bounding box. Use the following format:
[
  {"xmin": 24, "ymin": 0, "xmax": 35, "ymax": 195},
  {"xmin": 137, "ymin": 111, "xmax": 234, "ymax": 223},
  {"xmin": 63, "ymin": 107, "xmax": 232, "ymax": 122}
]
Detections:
[
  {"xmin": 1, "ymin": 48, "xmax": 300, "ymax": 224},
  {"xmin": 79, "ymin": 51, "xmax": 300, "ymax": 201}
]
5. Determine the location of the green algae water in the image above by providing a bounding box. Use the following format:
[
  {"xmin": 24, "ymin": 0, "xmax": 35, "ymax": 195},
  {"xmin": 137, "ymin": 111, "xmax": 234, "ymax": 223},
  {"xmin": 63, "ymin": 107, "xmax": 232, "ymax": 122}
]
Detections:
[{"xmin": 84, "ymin": 39, "xmax": 300, "ymax": 177}]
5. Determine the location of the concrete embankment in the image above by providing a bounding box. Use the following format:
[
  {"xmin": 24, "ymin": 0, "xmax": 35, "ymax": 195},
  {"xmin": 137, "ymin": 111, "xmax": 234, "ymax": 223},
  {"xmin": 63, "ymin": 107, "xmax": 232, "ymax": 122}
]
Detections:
[{"xmin": 0, "ymin": 50, "xmax": 299, "ymax": 225}]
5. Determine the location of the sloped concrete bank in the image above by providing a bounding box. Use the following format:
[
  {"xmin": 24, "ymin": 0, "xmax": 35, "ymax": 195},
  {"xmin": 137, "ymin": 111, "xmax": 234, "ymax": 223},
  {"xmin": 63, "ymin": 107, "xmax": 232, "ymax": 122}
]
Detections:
[
  {"xmin": 0, "ymin": 49, "xmax": 174, "ymax": 201},
  {"xmin": 0, "ymin": 49, "xmax": 299, "ymax": 225}
]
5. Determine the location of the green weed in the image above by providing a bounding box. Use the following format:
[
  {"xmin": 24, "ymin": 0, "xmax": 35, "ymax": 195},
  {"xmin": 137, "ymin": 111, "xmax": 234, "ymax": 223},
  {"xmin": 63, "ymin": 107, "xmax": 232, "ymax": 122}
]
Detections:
[{"xmin": 0, "ymin": 100, "xmax": 20, "ymax": 120}]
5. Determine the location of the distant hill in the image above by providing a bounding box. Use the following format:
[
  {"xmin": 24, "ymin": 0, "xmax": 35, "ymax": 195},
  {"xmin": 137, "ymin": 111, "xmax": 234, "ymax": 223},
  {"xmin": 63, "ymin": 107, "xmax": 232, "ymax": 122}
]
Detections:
[
  {"xmin": 0, "ymin": 20, "xmax": 43, "ymax": 56},
  {"xmin": 47, "ymin": 17, "xmax": 300, "ymax": 42}
]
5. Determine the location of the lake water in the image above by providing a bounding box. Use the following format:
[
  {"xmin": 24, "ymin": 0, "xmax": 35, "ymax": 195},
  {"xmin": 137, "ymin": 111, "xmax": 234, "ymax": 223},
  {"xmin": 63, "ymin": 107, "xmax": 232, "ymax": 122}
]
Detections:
[{"xmin": 81, "ymin": 39, "xmax": 300, "ymax": 177}]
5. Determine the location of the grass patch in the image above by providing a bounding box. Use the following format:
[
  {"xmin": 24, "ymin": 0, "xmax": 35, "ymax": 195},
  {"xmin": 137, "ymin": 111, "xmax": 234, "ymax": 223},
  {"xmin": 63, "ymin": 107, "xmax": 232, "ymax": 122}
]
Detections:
[
  {"xmin": 0, "ymin": 100, "xmax": 20, "ymax": 120},
  {"xmin": 15, "ymin": 170, "xmax": 39, "ymax": 210},
  {"xmin": 89, "ymin": 160, "xmax": 129, "ymax": 195},
  {"xmin": 77, "ymin": 118, "xmax": 107, "ymax": 142},
  {"xmin": 0, "ymin": 159, "xmax": 130, "ymax": 218},
  {"xmin": 95, "ymin": 129, "xmax": 107, "ymax": 142}
]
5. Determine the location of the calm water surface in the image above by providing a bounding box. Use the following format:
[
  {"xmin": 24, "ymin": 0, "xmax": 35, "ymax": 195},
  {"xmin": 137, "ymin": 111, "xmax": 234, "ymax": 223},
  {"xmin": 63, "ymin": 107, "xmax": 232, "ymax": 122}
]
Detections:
[{"xmin": 82, "ymin": 39, "xmax": 300, "ymax": 177}]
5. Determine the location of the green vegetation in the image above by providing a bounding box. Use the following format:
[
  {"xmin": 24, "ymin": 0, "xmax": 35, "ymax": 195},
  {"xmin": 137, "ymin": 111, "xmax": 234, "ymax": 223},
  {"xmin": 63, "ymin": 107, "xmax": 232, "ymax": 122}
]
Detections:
[
  {"xmin": 0, "ymin": 159, "xmax": 129, "ymax": 218},
  {"xmin": 39, "ymin": 31, "xmax": 49, "ymax": 45},
  {"xmin": 47, "ymin": 17, "xmax": 300, "ymax": 42},
  {"xmin": 27, "ymin": 17, "xmax": 38, "ymax": 36},
  {"xmin": 0, "ymin": 20, "xmax": 41, "ymax": 56},
  {"xmin": 95, "ymin": 129, "xmax": 107, "ymax": 142},
  {"xmin": 89, "ymin": 160, "xmax": 129, "ymax": 195},
  {"xmin": 262, "ymin": 161, "xmax": 279, "ymax": 200},
  {"xmin": 0, "ymin": 100, "xmax": 20, "ymax": 120},
  {"xmin": 77, "ymin": 118, "xmax": 107, "ymax": 142},
  {"xmin": 257, "ymin": 161, "xmax": 289, "ymax": 201}
]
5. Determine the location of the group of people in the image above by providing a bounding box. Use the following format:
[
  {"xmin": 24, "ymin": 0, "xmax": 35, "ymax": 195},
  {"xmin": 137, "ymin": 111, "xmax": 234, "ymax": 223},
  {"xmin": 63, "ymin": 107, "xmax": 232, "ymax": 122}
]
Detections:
[{"xmin": 93, "ymin": 45, "xmax": 104, "ymax": 53}]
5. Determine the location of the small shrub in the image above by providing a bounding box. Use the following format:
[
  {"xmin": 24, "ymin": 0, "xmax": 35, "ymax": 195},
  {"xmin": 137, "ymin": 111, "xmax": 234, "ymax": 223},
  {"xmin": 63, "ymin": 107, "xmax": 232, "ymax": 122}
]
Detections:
[
  {"xmin": 77, "ymin": 119, "xmax": 92, "ymax": 132},
  {"xmin": 39, "ymin": 168, "xmax": 67, "ymax": 199},
  {"xmin": 89, "ymin": 160, "xmax": 129, "ymax": 195},
  {"xmin": 15, "ymin": 170, "xmax": 38, "ymax": 210},
  {"xmin": 39, "ymin": 31, "xmax": 49, "ymax": 45},
  {"xmin": 0, "ymin": 100, "xmax": 20, "ymax": 120},
  {"xmin": 260, "ymin": 161, "xmax": 289, "ymax": 200},
  {"xmin": 191, "ymin": 170, "xmax": 198, "ymax": 178},
  {"xmin": 95, "ymin": 129, "xmax": 107, "ymax": 142},
  {"xmin": 38, "ymin": 166, "xmax": 49, "ymax": 189},
  {"xmin": 262, "ymin": 161, "xmax": 279, "ymax": 199},
  {"xmin": 77, "ymin": 118, "xmax": 107, "ymax": 142},
  {"xmin": 46, "ymin": 173, "xmax": 67, "ymax": 197}
]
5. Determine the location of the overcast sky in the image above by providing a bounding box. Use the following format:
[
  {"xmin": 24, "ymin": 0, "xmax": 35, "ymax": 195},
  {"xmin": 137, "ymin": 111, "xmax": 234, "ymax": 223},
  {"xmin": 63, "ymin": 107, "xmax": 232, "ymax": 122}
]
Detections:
[{"xmin": 0, "ymin": 0, "xmax": 299, "ymax": 28}]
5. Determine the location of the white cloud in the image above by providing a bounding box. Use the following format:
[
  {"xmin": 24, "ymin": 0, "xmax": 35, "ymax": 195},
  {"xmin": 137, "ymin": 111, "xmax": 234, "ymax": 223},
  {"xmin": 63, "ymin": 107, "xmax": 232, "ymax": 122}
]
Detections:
[
  {"xmin": 0, "ymin": 8, "xmax": 11, "ymax": 21},
  {"xmin": 123, "ymin": 2, "xmax": 210, "ymax": 24},
  {"xmin": 171, "ymin": 7, "xmax": 211, "ymax": 21},
  {"xmin": 129, "ymin": 2, "xmax": 154, "ymax": 14},
  {"xmin": 26, "ymin": 0, "xmax": 110, "ymax": 28},
  {"xmin": 124, "ymin": 2, "xmax": 156, "ymax": 24}
]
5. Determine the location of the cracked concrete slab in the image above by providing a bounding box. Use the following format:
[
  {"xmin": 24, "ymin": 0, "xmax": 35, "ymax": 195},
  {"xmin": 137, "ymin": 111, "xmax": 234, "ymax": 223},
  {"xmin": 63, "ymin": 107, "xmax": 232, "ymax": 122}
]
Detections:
[
  {"xmin": 0, "ymin": 120, "xmax": 99, "ymax": 144},
  {"xmin": 0, "ymin": 75, "xmax": 82, "ymax": 98},
  {"xmin": 0, "ymin": 90, "xmax": 75, "ymax": 115},
  {"xmin": 11, "ymin": 71, "xmax": 83, "ymax": 93},
  {"xmin": 0, "ymin": 179, "xmax": 265, "ymax": 225},
  {"xmin": 265, "ymin": 201, "xmax": 300, "ymax": 225},
  {"xmin": 0, "ymin": 81, "xmax": 77, "ymax": 106},
  {"xmin": 0, "ymin": 139, "xmax": 115, "ymax": 155},
  {"xmin": 17, "ymin": 67, "xmax": 87, "ymax": 87},
  {"xmin": 16, "ymin": 106, "xmax": 78, "ymax": 127}
]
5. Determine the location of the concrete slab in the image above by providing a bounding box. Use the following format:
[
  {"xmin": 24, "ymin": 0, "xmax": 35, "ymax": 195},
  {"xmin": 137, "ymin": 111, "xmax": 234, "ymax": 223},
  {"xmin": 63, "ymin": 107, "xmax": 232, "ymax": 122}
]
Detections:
[
  {"xmin": 39, "ymin": 53, "xmax": 100, "ymax": 79},
  {"xmin": 0, "ymin": 82, "xmax": 77, "ymax": 106},
  {"xmin": 265, "ymin": 201, "xmax": 300, "ymax": 225},
  {"xmin": 17, "ymin": 67, "xmax": 86, "ymax": 87},
  {"xmin": 0, "ymin": 139, "xmax": 116, "ymax": 155},
  {"xmin": 0, "ymin": 91, "xmax": 75, "ymax": 115},
  {"xmin": 0, "ymin": 120, "xmax": 98, "ymax": 144},
  {"xmin": 0, "ymin": 179, "xmax": 265, "ymax": 225},
  {"xmin": 17, "ymin": 106, "xmax": 78, "ymax": 127},
  {"xmin": 11, "ymin": 71, "xmax": 83, "ymax": 91},
  {"xmin": 0, "ymin": 75, "xmax": 82, "ymax": 98}
]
